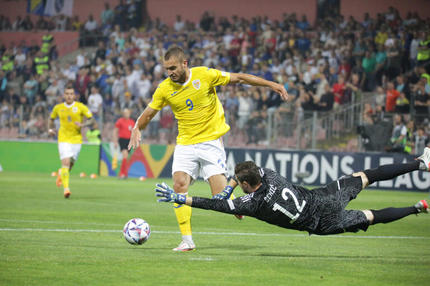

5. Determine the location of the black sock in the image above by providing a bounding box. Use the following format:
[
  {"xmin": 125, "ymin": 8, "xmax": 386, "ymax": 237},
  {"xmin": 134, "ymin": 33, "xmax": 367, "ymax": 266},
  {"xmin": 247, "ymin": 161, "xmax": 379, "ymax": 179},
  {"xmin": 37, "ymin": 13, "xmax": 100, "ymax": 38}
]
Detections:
[
  {"xmin": 363, "ymin": 161, "xmax": 420, "ymax": 185},
  {"xmin": 371, "ymin": 207, "xmax": 418, "ymax": 224}
]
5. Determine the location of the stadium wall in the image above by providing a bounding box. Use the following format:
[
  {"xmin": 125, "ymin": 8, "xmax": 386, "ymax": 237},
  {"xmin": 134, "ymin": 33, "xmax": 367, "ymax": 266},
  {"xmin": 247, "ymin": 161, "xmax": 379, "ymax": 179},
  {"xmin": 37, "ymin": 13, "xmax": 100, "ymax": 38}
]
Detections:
[
  {"xmin": 1, "ymin": 0, "xmax": 429, "ymax": 28},
  {"xmin": 0, "ymin": 31, "xmax": 79, "ymax": 57},
  {"xmin": 99, "ymin": 143, "xmax": 430, "ymax": 192},
  {"xmin": 0, "ymin": 141, "xmax": 99, "ymax": 174},
  {"xmin": 340, "ymin": 0, "xmax": 430, "ymax": 21}
]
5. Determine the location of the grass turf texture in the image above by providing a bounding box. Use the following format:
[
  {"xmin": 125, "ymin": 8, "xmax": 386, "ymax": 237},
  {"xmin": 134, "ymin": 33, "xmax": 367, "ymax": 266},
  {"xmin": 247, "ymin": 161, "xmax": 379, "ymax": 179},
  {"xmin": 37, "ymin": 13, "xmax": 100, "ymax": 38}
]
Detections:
[{"xmin": 0, "ymin": 172, "xmax": 429, "ymax": 286}]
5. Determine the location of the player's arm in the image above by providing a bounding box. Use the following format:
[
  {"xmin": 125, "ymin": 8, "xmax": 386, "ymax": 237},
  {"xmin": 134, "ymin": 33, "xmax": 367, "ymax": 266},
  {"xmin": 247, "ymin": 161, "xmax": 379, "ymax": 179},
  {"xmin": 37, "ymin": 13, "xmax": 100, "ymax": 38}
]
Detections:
[
  {"xmin": 229, "ymin": 73, "xmax": 288, "ymax": 101},
  {"xmin": 128, "ymin": 106, "xmax": 159, "ymax": 150},
  {"xmin": 155, "ymin": 183, "xmax": 257, "ymax": 216},
  {"xmin": 48, "ymin": 118, "xmax": 56, "ymax": 136},
  {"xmin": 74, "ymin": 104, "xmax": 95, "ymax": 128},
  {"xmin": 75, "ymin": 116, "xmax": 95, "ymax": 128},
  {"xmin": 212, "ymin": 176, "xmax": 238, "ymax": 199},
  {"xmin": 48, "ymin": 107, "xmax": 57, "ymax": 136}
]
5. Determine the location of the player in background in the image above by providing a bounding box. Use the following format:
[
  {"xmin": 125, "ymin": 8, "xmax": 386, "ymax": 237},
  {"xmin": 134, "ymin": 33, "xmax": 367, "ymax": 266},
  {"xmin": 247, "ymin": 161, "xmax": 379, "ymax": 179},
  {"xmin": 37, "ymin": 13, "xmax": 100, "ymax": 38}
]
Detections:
[
  {"xmin": 156, "ymin": 148, "xmax": 430, "ymax": 238},
  {"xmin": 113, "ymin": 108, "xmax": 135, "ymax": 179},
  {"xmin": 128, "ymin": 46, "xmax": 288, "ymax": 251},
  {"xmin": 48, "ymin": 83, "xmax": 94, "ymax": 198}
]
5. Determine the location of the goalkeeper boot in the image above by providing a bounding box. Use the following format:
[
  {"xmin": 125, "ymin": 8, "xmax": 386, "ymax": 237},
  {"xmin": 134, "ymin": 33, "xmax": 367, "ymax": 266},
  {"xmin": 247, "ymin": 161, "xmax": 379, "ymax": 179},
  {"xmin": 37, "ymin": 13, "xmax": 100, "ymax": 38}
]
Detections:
[
  {"xmin": 415, "ymin": 200, "xmax": 429, "ymax": 213},
  {"xmin": 173, "ymin": 240, "xmax": 195, "ymax": 252},
  {"xmin": 417, "ymin": 147, "xmax": 430, "ymax": 171},
  {"xmin": 64, "ymin": 188, "xmax": 71, "ymax": 199}
]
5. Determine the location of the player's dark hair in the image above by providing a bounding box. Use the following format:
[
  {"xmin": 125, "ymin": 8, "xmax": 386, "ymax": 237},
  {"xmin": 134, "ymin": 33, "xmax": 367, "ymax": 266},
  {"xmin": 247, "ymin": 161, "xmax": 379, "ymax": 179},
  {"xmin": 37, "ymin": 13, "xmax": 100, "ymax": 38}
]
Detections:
[
  {"xmin": 164, "ymin": 46, "xmax": 186, "ymax": 61},
  {"xmin": 235, "ymin": 161, "xmax": 261, "ymax": 187},
  {"xmin": 64, "ymin": 82, "xmax": 74, "ymax": 90}
]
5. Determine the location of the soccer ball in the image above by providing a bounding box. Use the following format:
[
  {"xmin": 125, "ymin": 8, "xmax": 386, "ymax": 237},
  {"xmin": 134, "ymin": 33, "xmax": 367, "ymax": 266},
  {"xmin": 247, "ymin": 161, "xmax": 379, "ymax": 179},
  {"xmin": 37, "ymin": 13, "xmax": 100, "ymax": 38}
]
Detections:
[{"xmin": 123, "ymin": 218, "xmax": 151, "ymax": 245}]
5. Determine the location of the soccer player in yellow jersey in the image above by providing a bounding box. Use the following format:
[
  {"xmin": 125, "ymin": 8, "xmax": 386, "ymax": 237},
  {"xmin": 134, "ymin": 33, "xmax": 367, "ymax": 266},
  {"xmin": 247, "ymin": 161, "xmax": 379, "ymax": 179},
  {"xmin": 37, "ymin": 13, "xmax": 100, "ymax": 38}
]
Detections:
[
  {"xmin": 48, "ymin": 83, "xmax": 94, "ymax": 198},
  {"xmin": 128, "ymin": 46, "xmax": 288, "ymax": 251}
]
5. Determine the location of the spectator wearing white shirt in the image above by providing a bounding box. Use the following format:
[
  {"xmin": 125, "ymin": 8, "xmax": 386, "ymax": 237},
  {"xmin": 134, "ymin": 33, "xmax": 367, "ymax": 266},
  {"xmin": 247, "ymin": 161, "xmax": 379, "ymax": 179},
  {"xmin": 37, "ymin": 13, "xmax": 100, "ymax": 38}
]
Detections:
[
  {"xmin": 84, "ymin": 14, "xmax": 98, "ymax": 32},
  {"xmin": 174, "ymin": 15, "xmax": 185, "ymax": 32},
  {"xmin": 84, "ymin": 14, "xmax": 98, "ymax": 46},
  {"xmin": 112, "ymin": 73, "xmax": 125, "ymax": 100},
  {"xmin": 87, "ymin": 86, "xmax": 103, "ymax": 123},
  {"xmin": 135, "ymin": 73, "xmax": 151, "ymax": 100}
]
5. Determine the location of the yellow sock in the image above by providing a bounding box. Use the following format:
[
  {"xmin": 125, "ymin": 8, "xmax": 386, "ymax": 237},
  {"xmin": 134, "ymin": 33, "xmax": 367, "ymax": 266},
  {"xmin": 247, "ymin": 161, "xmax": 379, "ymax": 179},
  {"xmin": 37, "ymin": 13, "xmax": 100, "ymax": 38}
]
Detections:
[
  {"xmin": 60, "ymin": 167, "xmax": 70, "ymax": 190},
  {"xmin": 173, "ymin": 202, "xmax": 192, "ymax": 236}
]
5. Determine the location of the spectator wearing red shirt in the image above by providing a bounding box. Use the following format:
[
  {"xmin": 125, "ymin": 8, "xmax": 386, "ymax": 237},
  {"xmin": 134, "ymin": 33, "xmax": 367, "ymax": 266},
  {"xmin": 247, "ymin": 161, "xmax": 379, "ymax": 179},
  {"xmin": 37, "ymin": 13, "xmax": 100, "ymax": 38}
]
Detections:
[
  {"xmin": 385, "ymin": 81, "xmax": 400, "ymax": 112},
  {"xmin": 113, "ymin": 108, "xmax": 135, "ymax": 178},
  {"xmin": 332, "ymin": 74, "xmax": 346, "ymax": 106}
]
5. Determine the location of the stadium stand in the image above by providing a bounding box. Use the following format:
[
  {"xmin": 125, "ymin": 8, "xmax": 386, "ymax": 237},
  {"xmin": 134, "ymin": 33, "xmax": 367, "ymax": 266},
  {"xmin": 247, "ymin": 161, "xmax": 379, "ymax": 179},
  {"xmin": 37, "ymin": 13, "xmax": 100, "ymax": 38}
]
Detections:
[{"xmin": 0, "ymin": 2, "xmax": 429, "ymax": 154}]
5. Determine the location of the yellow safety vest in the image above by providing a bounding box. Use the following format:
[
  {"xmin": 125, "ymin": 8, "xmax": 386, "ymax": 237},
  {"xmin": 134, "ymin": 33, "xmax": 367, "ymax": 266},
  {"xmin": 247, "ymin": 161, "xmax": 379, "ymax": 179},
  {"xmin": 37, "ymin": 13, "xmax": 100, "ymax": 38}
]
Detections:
[
  {"xmin": 41, "ymin": 35, "xmax": 53, "ymax": 54},
  {"xmin": 417, "ymin": 40, "xmax": 430, "ymax": 61},
  {"xmin": 86, "ymin": 129, "xmax": 101, "ymax": 144},
  {"xmin": 34, "ymin": 56, "xmax": 49, "ymax": 74},
  {"xmin": 2, "ymin": 55, "xmax": 13, "ymax": 71}
]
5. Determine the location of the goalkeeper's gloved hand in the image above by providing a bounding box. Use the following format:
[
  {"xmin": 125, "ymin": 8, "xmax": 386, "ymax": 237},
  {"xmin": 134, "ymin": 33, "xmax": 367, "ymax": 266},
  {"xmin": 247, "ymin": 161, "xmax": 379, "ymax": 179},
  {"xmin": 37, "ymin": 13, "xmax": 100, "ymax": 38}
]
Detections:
[
  {"xmin": 212, "ymin": 185, "xmax": 234, "ymax": 200},
  {"xmin": 155, "ymin": 182, "xmax": 186, "ymax": 204}
]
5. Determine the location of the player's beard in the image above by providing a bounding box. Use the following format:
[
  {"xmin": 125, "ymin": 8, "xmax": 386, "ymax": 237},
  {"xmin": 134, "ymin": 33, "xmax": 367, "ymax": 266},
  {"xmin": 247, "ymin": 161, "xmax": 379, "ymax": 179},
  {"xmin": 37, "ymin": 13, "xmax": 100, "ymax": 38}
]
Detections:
[{"xmin": 171, "ymin": 69, "xmax": 187, "ymax": 84}]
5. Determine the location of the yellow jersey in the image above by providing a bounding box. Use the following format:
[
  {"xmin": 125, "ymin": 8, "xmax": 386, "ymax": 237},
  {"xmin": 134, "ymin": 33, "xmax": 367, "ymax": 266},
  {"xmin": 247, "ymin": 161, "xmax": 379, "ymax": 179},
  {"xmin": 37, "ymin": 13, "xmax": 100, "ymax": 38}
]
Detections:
[
  {"xmin": 149, "ymin": 66, "xmax": 231, "ymax": 145},
  {"xmin": 50, "ymin": 102, "xmax": 93, "ymax": 144}
]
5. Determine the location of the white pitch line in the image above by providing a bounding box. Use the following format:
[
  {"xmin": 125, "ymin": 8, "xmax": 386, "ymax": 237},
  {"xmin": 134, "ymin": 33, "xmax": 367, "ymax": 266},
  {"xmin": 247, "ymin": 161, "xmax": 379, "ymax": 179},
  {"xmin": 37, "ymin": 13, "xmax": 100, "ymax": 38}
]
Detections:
[{"xmin": 0, "ymin": 227, "xmax": 429, "ymax": 240}]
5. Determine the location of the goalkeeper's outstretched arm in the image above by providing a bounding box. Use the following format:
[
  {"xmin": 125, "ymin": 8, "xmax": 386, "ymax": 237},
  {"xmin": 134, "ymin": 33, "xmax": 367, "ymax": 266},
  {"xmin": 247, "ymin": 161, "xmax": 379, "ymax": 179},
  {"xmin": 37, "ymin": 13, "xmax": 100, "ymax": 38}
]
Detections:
[{"xmin": 155, "ymin": 182, "xmax": 257, "ymax": 216}]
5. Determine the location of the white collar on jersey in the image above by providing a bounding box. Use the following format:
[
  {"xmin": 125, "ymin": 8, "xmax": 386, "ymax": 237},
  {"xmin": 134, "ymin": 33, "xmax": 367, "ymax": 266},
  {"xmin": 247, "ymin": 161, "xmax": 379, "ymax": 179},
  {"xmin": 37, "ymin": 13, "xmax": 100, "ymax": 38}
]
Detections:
[{"xmin": 64, "ymin": 101, "xmax": 75, "ymax": 108}]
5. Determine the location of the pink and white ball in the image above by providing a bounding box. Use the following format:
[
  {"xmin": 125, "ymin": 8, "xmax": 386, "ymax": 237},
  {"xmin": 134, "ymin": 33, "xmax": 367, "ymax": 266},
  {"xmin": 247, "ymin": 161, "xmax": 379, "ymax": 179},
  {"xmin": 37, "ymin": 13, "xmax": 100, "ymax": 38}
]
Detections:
[{"xmin": 123, "ymin": 218, "xmax": 151, "ymax": 245}]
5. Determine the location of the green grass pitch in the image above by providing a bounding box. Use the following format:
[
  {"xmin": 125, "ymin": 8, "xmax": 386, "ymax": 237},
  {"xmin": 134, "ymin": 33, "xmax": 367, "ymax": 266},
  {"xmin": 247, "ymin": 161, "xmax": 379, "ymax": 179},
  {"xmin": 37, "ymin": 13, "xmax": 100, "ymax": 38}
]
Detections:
[{"xmin": 0, "ymin": 172, "xmax": 429, "ymax": 286}]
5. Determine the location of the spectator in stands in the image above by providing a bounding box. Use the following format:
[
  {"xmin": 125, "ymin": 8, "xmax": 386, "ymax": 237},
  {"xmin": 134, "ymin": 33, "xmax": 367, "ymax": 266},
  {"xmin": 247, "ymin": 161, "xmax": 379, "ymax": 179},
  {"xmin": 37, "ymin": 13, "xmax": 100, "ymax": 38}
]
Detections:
[
  {"xmin": 75, "ymin": 67, "xmax": 90, "ymax": 103},
  {"xmin": 83, "ymin": 14, "xmax": 98, "ymax": 46},
  {"xmin": 414, "ymin": 126, "xmax": 429, "ymax": 155},
  {"xmin": 12, "ymin": 16, "xmax": 23, "ymax": 31},
  {"xmin": 0, "ymin": 70, "xmax": 7, "ymax": 100},
  {"xmin": 374, "ymin": 45, "xmax": 387, "ymax": 85},
  {"xmin": 200, "ymin": 11, "xmax": 215, "ymax": 32},
  {"xmin": 87, "ymin": 86, "xmax": 103, "ymax": 123},
  {"xmin": 385, "ymin": 81, "xmax": 400, "ymax": 112},
  {"xmin": 237, "ymin": 90, "xmax": 253, "ymax": 130},
  {"xmin": 35, "ymin": 16, "xmax": 49, "ymax": 30},
  {"xmin": 317, "ymin": 83, "xmax": 335, "ymax": 111},
  {"xmin": 55, "ymin": 15, "xmax": 67, "ymax": 31},
  {"xmin": 101, "ymin": 3, "xmax": 114, "ymax": 26},
  {"xmin": 114, "ymin": 0, "xmax": 127, "ymax": 30},
  {"xmin": 71, "ymin": 15, "xmax": 82, "ymax": 31},
  {"xmin": 412, "ymin": 76, "xmax": 430, "ymax": 123},
  {"xmin": 385, "ymin": 114, "xmax": 407, "ymax": 153},
  {"xmin": 135, "ymin": 73, "xmax": 151, "ymax": 100},
  {"xmin": 1, "ymin": 7, "xmax": 430, "ymax": 151},
  {"xmin": 362, "ymin": 50, "xmax": 376, "ymax": 91},
  {"xmin": 174, "ymin": 15, "xmax": 185, "ymax": 32},
  {"xmin": 395, "ymin": 91, "xmax": 410, "ymax": 114},
  {"xmin": 332, "ymin": 74, "xmax": 346, "ymax": 107},
  {"xmin": 94, "ymin": 41, "xmax": 106, "ymax": 64}
]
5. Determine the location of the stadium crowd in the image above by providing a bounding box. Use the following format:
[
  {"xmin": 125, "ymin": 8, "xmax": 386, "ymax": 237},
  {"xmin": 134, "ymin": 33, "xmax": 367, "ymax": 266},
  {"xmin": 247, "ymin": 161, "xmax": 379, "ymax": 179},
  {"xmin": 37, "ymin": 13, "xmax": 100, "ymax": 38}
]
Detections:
[{"xmin": 0, "ymin": 3, "xmax": 429, "ymax": 153}]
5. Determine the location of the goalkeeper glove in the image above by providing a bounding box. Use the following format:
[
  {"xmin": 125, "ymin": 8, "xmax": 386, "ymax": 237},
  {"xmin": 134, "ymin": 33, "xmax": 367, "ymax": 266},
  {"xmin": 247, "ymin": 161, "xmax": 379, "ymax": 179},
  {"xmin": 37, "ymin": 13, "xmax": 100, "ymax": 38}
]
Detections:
[
  {"xmin": 212, "ymin": 185, "xmax": 234, "ymax": 200},
  {"xmin": 155, "ymin": 182, "xmax": 186, "ymax": 204}
]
